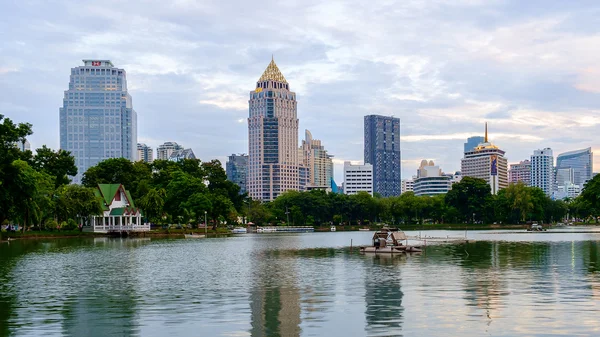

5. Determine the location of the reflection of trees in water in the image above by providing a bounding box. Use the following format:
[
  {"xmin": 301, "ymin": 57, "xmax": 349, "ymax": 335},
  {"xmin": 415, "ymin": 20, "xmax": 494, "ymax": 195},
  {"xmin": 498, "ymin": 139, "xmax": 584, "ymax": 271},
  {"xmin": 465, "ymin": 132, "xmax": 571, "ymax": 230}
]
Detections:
[{"xmin": 363, "ymin": 254, "xmax": 404, "ymax": 336}]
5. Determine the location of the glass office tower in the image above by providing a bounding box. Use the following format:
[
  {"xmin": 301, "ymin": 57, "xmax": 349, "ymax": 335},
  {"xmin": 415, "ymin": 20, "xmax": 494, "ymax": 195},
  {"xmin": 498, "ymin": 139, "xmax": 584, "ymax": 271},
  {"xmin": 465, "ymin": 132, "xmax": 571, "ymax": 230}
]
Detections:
[
  {"xmin": 59, "ymin": 60, "xmax": 137, "ymax": 183},
  {"xmin": 556, "ymin": 148, "xmax": 593, "ymax": 187}
]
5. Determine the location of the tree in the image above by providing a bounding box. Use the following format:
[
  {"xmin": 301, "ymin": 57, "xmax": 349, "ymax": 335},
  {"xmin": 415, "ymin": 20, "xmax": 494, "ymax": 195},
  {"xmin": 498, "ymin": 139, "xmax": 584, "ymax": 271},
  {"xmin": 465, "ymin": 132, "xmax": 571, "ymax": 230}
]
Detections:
[
  {"xmin": 581, "ymin": 174, "xmax": 600, "ymax": 212},
  {"xmin": 54, "ymin": 185, "xmax": 103, "ymax": 225},
  {"xmin": 138, "ymin": 188, "xmax": 167, "ymax": 224},
  {"xmin": 445, "ymin": 177, "xmax": 492, "ymax": 224},
  {"xmin": 0, "ymin": 115, "xmax": 33, "ymax": 225},
  {"xmin": 30, "ymin": 145, "xmax": 77, "ymax": 188},
  {"xmin": 82, "ymin": 158, "xmax": 151, "ymax": 200}
]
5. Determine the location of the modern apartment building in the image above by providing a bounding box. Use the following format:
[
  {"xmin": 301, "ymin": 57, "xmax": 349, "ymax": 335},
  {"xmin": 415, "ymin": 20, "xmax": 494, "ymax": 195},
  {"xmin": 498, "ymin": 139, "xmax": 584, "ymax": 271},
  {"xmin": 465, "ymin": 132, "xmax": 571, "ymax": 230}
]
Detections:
[
  {"xmin": 464, "ymin": 136, "xmax": 485, "ymax": 154},
  {"xmin": 299, "ymin": 130, "xmax": 334, "ymax": 188},
  {"xmin": 168, "ymin": 148, "xmax": 196, "ymax": 162},
  {"xmin": 343, "ymin": 161, "xmax": 373, "ymax": 195},
  {"xmin": 460, "ymin": 123, "xmax": 508, "ymax": 194},
  {"xmin": 226, "ymin": 154, "xmax": 248, "ymax": 195},
  {"xmin": 556, "ymin": 148, "xmax": 593, "ymax": 188},
  {"xmin": 364, "ymin": 115, "xmax": 401, "ymax": 197},
  {"xmin": 157, "ymin": 142, "xmax": 183, "ymax": 161},
  {"xmin": 248, "ymin": 58, "xmax": 300, "ymax": 201},
  {"xmin": 59, "ymin": 60, "xmax": 137, "ymax": 183},
  {"xmin": 413, "ymin": 160, "xmax": 452, "ymax": 196},
  {"xmin": 137, "ymin": 143, "xmax": 153, "ymax": 163},
  {"xmin": 530, "ymin": 148, "xmax": 554, "ymax": 196},
  {"xmin": 509, "ymin": 160, "xmax": 531, "ymax": 185}
]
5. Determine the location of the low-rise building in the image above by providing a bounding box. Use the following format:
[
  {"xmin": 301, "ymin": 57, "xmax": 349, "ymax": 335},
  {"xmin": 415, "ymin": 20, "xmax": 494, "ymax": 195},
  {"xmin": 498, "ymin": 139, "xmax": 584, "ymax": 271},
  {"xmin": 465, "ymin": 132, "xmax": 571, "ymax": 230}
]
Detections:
[
  {"xmin": 86, "ymin": 184, "xmax": 148, "ymax": 233},
  {"xmin": 413, "ymin": 160, "xmax": 452, "ymax": 196},
  {"xmin": 509, "ymin": 160, "xmax": 531, "ymax": 185}
]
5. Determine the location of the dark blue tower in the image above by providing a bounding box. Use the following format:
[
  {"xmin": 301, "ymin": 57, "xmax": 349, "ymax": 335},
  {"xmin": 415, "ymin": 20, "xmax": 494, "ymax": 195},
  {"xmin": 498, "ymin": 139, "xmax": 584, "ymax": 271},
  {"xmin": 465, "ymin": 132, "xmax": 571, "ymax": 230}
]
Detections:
[{"xmin": 364, "ymin": 115, "xmax": 401, "ymax": 197}]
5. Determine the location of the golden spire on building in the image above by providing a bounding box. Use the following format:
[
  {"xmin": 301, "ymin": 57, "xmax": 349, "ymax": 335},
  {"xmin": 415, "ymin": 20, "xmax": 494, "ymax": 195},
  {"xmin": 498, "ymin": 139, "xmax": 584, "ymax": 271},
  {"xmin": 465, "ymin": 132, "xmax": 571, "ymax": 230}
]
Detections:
[
  {"xmin": 258, "ymin": 57, "xmax": 288, "ymax": 84},
  {"xmin": 485, "ymin": 122, "xmax": 488, "ymax": 143}
]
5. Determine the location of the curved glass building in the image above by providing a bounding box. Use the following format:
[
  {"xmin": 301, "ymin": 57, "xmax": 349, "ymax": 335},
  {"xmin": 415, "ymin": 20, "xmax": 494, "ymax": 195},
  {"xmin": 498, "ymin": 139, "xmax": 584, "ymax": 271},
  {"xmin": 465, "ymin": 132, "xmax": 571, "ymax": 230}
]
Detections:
[{"xmin": 555, "ymin": 148, "xmax": 593, "ymax": 187}]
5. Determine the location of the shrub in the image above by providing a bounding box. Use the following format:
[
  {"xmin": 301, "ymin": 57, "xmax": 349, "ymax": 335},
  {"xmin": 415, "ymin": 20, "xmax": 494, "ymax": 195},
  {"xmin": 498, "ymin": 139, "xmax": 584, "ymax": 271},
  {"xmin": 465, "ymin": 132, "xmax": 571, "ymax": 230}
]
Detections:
[
  {"xmin": 63, "ymin": 219, "xmax": 78, "ymax": 231},
  {"xmin": 45, "ymin": 219, "xmax": 58, "ymax": 231}
]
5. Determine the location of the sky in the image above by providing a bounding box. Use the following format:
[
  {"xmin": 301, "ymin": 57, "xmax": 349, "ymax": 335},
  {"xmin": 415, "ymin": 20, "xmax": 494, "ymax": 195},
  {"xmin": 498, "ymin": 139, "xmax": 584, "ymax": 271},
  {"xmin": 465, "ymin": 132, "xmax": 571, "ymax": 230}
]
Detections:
[{"xmin": 1, "ymin": 0, "xmax": 599, "ymax": 183}]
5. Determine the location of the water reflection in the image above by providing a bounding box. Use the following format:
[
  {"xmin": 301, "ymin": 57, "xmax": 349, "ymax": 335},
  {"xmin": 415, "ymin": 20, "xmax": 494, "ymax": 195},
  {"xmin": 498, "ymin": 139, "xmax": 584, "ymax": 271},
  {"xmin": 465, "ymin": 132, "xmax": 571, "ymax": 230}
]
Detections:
[
  {"xmin": 2, "ymin": 234, "xmax": 600, "ymax": 336},
  {"xmin": 363, "ymin": 254, "xmax": 404, "ymax": 337}
]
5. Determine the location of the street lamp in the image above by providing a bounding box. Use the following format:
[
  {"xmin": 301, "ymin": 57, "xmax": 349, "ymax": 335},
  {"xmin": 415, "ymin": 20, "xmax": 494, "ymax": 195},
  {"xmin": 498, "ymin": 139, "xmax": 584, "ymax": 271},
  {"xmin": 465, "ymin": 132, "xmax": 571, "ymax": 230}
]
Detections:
[{"xmin": 204, "ymin": 211, "xmax": 207, "ymax": 235}]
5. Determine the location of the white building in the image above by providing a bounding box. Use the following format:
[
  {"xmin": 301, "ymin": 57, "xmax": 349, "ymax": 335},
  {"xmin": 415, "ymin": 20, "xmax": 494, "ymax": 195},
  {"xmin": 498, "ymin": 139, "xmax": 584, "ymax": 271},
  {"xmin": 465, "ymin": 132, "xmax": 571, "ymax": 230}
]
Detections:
[
  {"xmin": 299, "ymin": 130, "xmax": 334, "ymax": 188},
  {"xmin": 86, "ymin": 184, "xmax": 148, "ymax": 233},
  {"xmin": 530, "ymin": 148, "xmax": 554, "ymax": 196},
  {"xmin": 137, "ymin": 143, "xmax": 153, "ymax": 163},
  {"xmin": 413, "ymin": 160, "xmax": 452, "ymax": 196},
  {"xmin": 401, "ymin": 179, "xmax": 414, "ymax": 194},
  {"xmin": 157, "ymin": 142, "xmax": 183, "ymax": 161},
  {"xmin": 343, "ymin": 161, "xmax": 373, "ymax": 195},
  {"xmin": 15, "ymin": 139, "xmax": 31, "ymax": 151},
  {"xmin": 461, "ymin": 123, "xmax": 508, "ymax": 194},
  {"xmin": 553, "ymin": 183, "xmax": 581, "ymax": 200}
]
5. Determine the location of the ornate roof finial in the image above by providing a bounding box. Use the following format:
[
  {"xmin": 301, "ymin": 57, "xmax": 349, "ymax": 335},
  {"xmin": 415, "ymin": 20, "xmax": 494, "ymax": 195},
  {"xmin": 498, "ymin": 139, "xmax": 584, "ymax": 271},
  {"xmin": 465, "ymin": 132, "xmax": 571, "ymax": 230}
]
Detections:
[
  {"xmin": 485, "ymin": 122, "xmax": 488, "ymax": 143},
  {"xmin": 258, "ymin": 57, "xmax": 288, "ymax": 84}
]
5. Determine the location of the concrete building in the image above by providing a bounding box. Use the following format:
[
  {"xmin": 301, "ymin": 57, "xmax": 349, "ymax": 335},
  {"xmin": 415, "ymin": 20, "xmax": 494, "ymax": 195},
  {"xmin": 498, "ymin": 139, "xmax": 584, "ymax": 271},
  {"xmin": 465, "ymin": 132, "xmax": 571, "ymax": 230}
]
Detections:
[
  {"xmin": 137, "ymin": 143, "xmax": 153, "ymax": 163},
  {"xmin": 59, "ymin": 60, "xmax": 137, "ymax": 183},
  {"xmin": 364, "ymin": 115, "xmax": 401, "ymax": 197},
  {"xmin": 509, "ymin": 160, "xmax": 531, "ymax": 185},
  {"xmin": 401, "ymin": 179, "xmax": 414, "ymax": 194},
  {"xmin": 530, "ymin": 148, "xmax": 554, "ymax": 196},
  {"xmin": 556, "ymin": 148, "xmax": 593, "ymax": 188},
  {"xmin": 226, "ymin": 154, "xmax": 248, "ymax": 195},
  {"xmin": 464, "ymin": 136, "xmax": 485, "ymax": 154},
  {"xmin": 299, "ymin": 130, "xmax": 334, "ymax": 188},
  {"xmin": 343, "ymin": 161, "xmax": 373, "ymax": 195},
  {"xmin": 460, "ymin": 123, "xmax": 508, "ymax": 194},
  {"xmin": 168, "ymin": 148, "xmax": 196, "ymax": 162},
  {"xmin": 553, "ymin": 183, "xmax": 581, "ymax": 200},
  {"xmin": 413, "ymin": 160, "xmax": 452, "ymax": 196},
  {"xmin": 157, "ymin": 142, "xmax": 183, "ymax": 161},
  {"xmin": 248, "ymin": 58, "xmax": 300, "ymax": 201}
]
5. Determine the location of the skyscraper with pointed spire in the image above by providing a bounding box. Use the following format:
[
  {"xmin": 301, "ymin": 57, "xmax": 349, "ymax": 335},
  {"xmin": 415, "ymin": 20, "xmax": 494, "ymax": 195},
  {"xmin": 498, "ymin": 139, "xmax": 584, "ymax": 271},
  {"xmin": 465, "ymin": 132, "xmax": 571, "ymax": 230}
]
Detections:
[
  {"xmin": 461, "ymin": 123, "xmax": 509, "ymax": 194},
  {"xmin": 248, "ymin": 58, "xmax": 299, "ymax": 201}
]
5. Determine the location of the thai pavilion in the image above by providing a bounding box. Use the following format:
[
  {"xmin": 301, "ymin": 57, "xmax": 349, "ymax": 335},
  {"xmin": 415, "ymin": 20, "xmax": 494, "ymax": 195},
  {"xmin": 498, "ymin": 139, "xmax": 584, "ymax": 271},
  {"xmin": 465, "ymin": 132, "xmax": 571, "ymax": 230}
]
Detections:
[{"xmin": 86, "ymin": 184, "xmax": 149, "ymax": 232}]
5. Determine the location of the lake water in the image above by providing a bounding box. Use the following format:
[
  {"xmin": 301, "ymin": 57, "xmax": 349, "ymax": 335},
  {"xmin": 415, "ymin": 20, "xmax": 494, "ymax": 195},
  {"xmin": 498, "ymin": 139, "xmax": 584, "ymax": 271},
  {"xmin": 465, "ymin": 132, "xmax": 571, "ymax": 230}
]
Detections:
[{"xmin": 2, "ymin": 228, "xmax": 600, "ymax": 337}]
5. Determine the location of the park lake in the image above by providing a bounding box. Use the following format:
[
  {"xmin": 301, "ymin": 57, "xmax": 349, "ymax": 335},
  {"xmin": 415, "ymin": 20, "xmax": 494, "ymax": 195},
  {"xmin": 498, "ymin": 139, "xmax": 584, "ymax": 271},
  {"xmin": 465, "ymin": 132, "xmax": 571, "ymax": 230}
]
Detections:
[{"xmin": 2, "ymin": 228, "xmax": 600, "ymax": 336}]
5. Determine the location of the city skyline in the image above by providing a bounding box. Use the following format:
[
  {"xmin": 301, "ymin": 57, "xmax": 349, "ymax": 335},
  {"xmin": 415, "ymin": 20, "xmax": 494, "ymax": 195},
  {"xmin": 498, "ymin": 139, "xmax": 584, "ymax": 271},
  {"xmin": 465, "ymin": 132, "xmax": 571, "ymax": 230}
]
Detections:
[{"xmin": 2, "ymin": 1, "xmax": 600, "ymax": 184}]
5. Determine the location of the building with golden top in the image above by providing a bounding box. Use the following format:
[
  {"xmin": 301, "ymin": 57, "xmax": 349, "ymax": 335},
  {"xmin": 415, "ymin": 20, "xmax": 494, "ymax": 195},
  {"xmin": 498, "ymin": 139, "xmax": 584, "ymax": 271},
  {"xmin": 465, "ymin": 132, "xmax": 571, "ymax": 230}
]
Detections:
[
  {"xmin": 461, "ymin": 123, "xmax": 508, "ymax": 194},
  {"xmin": 248, "ymin": 57, "xmax": 301, "ymax": 201}
]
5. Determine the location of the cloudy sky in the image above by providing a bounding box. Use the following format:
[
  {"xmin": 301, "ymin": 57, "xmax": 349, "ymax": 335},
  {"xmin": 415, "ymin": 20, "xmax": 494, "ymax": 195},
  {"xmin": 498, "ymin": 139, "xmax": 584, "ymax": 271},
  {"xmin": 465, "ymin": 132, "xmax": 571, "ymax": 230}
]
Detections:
[{"xmin": 1, "ymin": 0, "xmax": 599, "ymax": 182}]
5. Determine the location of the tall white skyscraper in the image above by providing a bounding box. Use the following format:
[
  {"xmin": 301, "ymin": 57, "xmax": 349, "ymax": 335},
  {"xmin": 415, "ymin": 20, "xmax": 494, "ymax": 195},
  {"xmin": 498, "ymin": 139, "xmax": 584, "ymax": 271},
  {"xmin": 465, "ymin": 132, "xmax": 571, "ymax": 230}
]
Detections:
[
  {"xmin": 530, "ymin": 148, "xmax": 554, "ymax": 196},
  {"xmin": 248, "ymin": 58, "xmax": 299, "ymax": 201},
  {"xmin": 60, "ymin": 60, "xmax": 137, "ymax": 183}
]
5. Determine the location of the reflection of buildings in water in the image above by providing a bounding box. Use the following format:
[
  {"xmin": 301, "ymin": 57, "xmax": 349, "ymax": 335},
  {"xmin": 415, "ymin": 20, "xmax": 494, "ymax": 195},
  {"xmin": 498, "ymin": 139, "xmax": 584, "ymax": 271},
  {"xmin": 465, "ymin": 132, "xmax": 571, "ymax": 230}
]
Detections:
[
  {"xmin": 250, "ymin": 249, "xmax": 301, "ymax": 337},
  {"xmin": 61, "ymin": 242, "xmax": 141, "ymax": 336},
  {"xmin": 363, "ymin": 254, "xmax": 404, "ymax": 335}
]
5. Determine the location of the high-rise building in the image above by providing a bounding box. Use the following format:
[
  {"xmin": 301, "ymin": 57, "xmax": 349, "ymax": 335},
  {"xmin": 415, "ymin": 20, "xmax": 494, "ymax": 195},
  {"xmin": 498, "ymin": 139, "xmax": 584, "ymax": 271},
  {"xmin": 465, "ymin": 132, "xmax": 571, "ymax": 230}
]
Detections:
[
  {"xmin": 401, "ymin": 179, "xmax": 414, "ymax": 194},
  {"xmin": 364, "ymin": 115, "xmax": 401, "ymax": 197},
  {"xmin": 555, "ymin": 167, "xmax": 574, "ymax": 186},
  {"xmin": 464, "ymin": 136, "xmax": 485, "ymax": 153},
  {"xmin": 168, "ymin": 148, "xmax": 196, "ymax": 162},
  {"xmin": 413, "ymin": 160, "xmax": 452, "ymax": 196},
  {"xmin": 509, "ymin": 160, "xmax": 531, "ymax": 185},
  {"xmin": 226, "ymin": 154, "xmax": 248, "ymax": 195},
  {"xmin": 299, "ymin": 130, "xmax": 334, "ymax": 188},
  {"xmin": 156, "ymin": 142, "xmax": 183, "ymax": 161},
  {"xmin": 137, "ymin": 143, "xmax": 153, "ymax": 163},
  {"xmin": 343, "ymin": 161, "xmax": 373, "ymax": 195},
  {"xmin": 60, "ymin": 60, "xmax": 137, "ymax": 183},
  {"xmin": 530, "ymin": 148, "xmax": 554, "ymax": 196},
  {"xmin": 556, "ymin": 148, "xmax": 593, "ymax": 188},
  {"xmin": 248, "ymin": 58, "xmax": 299, "ymax": 201},
  {"xmin": 461, "ymin": 123, "xmax": 508, "ymax": 194}
]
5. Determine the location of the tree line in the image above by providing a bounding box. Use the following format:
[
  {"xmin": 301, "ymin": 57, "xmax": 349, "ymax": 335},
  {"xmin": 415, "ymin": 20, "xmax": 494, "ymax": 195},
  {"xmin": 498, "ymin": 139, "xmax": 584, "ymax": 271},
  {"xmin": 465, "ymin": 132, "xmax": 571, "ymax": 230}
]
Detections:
[{"xmin": 1, "ymin": 115, "xmax": 102, "ymax": 232}]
